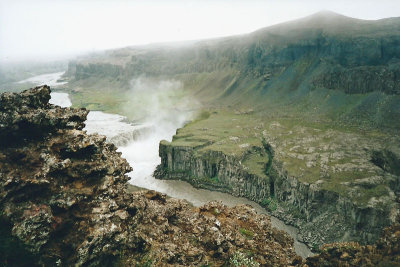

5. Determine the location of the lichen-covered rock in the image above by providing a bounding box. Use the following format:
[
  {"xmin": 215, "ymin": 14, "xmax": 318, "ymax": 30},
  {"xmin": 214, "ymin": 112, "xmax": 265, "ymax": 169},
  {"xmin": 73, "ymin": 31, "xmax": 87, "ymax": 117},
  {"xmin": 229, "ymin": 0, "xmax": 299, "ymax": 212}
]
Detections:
[{"xmin": 0, "ymin": 86, "xmax": 300, "ymax": 266}]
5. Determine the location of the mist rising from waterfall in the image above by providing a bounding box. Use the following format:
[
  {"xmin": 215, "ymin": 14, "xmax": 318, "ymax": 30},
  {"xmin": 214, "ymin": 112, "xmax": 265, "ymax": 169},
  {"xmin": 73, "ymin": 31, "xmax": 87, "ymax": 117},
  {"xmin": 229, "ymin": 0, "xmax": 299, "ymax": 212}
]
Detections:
[{"xmin": 118, "ymin": 77, "xmax": 197, "ymax": 186}]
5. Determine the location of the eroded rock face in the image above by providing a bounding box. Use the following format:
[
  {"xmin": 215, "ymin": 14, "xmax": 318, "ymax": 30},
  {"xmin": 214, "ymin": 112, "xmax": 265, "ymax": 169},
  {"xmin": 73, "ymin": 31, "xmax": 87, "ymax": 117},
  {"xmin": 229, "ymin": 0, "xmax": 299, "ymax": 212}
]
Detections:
[
  {"xmin": 155, "ymin": 140, "xmax": 399, "ymax": 249},
  {"xmin": 0, "ymin": 86, "xmax": 88, "ymax": 147},
  {"xmin": 0, "ymin": 86, "xmax": 300, "ymax": 266}
]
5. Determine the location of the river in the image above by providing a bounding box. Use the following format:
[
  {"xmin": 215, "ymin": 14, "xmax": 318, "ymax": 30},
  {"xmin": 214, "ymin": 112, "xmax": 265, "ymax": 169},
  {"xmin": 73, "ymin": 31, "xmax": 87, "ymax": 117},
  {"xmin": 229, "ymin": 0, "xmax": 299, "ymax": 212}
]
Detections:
[
  {"xmin": 17, "ymin": 71, "xmax": 68, "ymax": 87},
  {"xmin": 22, "ymin": 71, "xmax": 313, "ymax": 258}
]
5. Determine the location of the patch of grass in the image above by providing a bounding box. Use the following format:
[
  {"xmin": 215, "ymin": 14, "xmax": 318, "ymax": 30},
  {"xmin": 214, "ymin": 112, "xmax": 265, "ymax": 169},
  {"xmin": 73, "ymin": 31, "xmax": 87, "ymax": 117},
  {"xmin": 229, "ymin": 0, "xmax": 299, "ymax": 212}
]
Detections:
[
  {"xmin": 354, "ymin": 184, "xmax": 389, "ymax": 206},
  {"xmin": 136, "ymin": 258, "xmax": 152, "ymax": 267},
  {"xmin": 70, "ymin": 87, "xmax": 129, "ymax": 115},
  {"xmin": 261, "ymin": 197, "xmax": 278, "ymax": 212},
  {"xmin": 169, "ymin": 110, "xmax": 265, "ymax": 157},
  {"xmin": 312, "ymin": 242, "xmax": 321, "ymax": 253},
  {"xmin": 208, "ymin": 176, "xmax": 219, "ymax": 184},
  {"xmin": 197, "ymin": 176, "xmax": 220, "ymax": 185},
  {"xmin": 196, "ymin": 110, "xmax": 211, "ymax": 121},
  {"xmin": 243, "ymin": 152, "xmax": 269, "ymax": 178},
  {"xmin": 239, "ymin": 228, "xmax": 255, "ymax": 239}
]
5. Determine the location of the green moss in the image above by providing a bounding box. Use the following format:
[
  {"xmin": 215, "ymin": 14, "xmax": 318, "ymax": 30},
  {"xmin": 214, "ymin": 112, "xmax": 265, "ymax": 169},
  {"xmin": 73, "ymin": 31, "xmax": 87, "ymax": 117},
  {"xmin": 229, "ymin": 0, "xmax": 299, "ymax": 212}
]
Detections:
[
  {"xmin": 211, "ymin": 207, "xmax": 221, "ymax": 216},
  {"xmin": 210, "ymin": 176, "xmax": 219, "ymax": 184},
  {"xmin": 133, "ymin": 254, "xmax": 153, "ymax": 267}
]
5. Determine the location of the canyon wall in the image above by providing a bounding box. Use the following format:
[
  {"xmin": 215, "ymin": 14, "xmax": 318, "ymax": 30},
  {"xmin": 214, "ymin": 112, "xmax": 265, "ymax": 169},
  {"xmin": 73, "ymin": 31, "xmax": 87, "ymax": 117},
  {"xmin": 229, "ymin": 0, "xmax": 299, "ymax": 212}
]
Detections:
[{"xmin": 155, "ymin": 139, "xmax": 398, "ymax": 249}]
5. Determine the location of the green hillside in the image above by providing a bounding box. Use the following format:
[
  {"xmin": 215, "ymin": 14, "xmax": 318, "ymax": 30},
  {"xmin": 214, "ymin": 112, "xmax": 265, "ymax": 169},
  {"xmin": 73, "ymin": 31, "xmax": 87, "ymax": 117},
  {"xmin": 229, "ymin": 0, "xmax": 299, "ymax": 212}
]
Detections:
[{"xmin": 67, "ymin": 11, "xmax": 400, "ymax": 129}]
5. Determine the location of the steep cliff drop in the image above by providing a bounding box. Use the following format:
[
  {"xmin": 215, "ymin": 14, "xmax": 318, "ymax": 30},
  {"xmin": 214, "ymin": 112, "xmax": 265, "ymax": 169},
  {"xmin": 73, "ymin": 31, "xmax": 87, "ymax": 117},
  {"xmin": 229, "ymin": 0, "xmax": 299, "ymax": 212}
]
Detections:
[
  {"xmin": 155, "ymin": 112, "xmax": 400, "ymax": 250},
  {"xmin": 0, "ymin": 86, "xmax": 302, "ymax": 266}
]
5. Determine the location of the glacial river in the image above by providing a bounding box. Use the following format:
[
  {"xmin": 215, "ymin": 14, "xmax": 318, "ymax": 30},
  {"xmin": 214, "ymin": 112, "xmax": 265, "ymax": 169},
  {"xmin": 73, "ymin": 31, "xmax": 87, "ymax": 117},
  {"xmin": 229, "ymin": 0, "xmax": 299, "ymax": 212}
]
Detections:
[{"xmin": 20, "ymin": 71, "xmax": 313, "ymax": 258}]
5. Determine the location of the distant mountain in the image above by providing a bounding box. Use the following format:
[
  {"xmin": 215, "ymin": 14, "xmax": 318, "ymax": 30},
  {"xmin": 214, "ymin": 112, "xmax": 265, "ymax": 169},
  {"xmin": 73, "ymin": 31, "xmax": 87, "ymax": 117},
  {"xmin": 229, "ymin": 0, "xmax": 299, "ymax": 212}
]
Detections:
[
  {"xmin": 254, "ymin": 10, "xmax": 400, "ymax": 36},
  {"xmin": 67, "ymin": 11, "xmax": 400, "ymax": 128}
]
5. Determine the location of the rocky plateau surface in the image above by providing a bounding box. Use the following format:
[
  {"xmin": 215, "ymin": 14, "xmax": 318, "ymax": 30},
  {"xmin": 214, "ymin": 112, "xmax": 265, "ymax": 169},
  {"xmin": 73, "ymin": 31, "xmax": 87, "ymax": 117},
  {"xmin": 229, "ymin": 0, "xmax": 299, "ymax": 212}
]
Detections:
[{"xmin": 155, "ymin": 112, "xmax": 400, "ymax": 249}]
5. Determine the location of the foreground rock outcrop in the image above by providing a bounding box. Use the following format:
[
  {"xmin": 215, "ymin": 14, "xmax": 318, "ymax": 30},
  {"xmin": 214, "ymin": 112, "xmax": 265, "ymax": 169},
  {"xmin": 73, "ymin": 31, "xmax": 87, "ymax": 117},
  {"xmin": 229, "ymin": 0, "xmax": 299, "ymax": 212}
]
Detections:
[{"xmin": 0, "ymin": 86, "xmax": 300, "ymax": 266}]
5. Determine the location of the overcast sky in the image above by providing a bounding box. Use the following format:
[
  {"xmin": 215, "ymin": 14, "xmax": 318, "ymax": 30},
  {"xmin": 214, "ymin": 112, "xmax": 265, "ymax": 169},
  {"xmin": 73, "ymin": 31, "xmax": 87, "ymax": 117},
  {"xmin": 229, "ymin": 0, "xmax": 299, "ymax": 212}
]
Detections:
[{"xmin": 1, "ymin": 0, "xmax": 399, "ymax": 62}]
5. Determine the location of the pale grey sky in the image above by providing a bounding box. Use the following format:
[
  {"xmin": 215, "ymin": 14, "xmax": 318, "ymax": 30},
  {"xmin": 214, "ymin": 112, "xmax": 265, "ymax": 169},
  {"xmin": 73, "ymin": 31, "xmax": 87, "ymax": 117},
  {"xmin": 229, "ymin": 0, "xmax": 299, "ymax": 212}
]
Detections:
[{"xmin": 1, "ymin": 0, "xmax": 399, "ymax": 62}]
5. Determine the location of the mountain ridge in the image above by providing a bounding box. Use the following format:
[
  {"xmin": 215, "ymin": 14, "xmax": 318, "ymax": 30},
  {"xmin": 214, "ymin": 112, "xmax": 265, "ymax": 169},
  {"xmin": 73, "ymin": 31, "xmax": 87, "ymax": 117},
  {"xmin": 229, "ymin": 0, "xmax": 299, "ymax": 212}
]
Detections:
[{"xmin": 76, "ymin": 11, "xmax": 400, "ymax": 62}]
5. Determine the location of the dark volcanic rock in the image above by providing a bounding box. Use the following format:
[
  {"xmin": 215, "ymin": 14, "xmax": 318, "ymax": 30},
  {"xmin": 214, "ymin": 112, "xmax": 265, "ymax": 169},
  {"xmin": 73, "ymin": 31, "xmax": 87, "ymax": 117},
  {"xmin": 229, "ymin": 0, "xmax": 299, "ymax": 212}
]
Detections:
[
  {"xmin": 0, "ymin": 86, "xmax": 88, "ymax": 147},
  {"xmin": 0, "ymin": 86, "xmax": 300, "ymax": 266}
]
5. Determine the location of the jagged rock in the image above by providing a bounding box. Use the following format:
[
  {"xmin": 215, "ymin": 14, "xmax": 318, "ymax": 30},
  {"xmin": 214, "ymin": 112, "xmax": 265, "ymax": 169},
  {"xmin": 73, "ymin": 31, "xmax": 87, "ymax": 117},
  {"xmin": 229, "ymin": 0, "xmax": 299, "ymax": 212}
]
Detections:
[{"xmin": 0, "ymin": 85, "xmax": 88, "ymax": 147}]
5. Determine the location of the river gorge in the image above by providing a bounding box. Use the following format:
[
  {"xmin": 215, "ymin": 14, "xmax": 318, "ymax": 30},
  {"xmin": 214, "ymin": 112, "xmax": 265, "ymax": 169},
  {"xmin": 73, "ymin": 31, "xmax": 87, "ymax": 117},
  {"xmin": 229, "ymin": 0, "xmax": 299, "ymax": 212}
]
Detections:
[{"xmin": 19, "ymin": 71, "xmax": 313, "ymax": 258}]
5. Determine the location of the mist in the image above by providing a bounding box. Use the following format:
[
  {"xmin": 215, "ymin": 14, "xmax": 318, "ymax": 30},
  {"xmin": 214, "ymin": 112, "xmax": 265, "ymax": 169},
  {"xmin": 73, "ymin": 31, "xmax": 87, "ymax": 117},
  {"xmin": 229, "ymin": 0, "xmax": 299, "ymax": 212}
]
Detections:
[
  {"xmin": 1, "ymin": 0, "xmax": 400, "ymax": 63},
  {"xmin": 118, "ymin": 77, "xmax": 197, "ymax": 187},
  {"xmin": 125, "ymin": 77, "xmax": 195, "ymax": 129}
]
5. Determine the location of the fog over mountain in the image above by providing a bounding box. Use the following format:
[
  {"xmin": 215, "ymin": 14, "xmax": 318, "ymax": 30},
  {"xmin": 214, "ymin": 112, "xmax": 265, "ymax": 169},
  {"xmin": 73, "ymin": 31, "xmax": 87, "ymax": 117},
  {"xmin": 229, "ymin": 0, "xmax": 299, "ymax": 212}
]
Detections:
[{"xmin": 1, "ymin": 0, "xmax": 400, "ymax": 62}]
